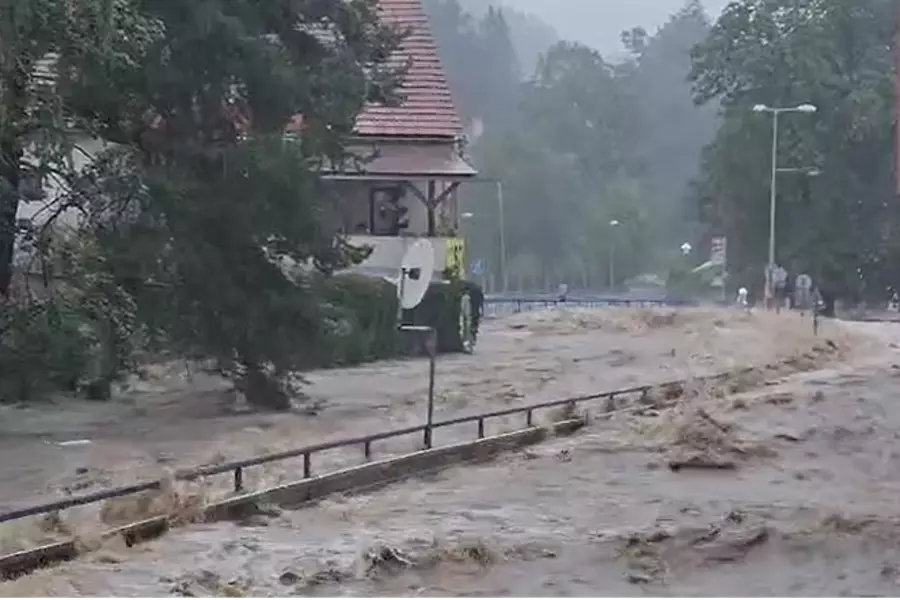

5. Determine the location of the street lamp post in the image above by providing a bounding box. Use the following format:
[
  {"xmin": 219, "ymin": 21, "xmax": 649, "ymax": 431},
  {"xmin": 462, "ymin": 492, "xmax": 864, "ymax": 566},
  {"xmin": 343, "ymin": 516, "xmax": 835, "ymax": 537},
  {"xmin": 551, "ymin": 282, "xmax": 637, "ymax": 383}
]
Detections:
[
  {"xmin": 752, "ymin": 103, "xmax": 817, "ymax": 305},
  {"xmin": 496, "ymin": 181, "xmax": 507, "ymax": 293},
  {"xmin": 463, "ymin": 179, "xmax": 507, "ymax": 292},
  {"xmin": 609, "ymin": 219, "xmax": 619, "ymax": 289}
]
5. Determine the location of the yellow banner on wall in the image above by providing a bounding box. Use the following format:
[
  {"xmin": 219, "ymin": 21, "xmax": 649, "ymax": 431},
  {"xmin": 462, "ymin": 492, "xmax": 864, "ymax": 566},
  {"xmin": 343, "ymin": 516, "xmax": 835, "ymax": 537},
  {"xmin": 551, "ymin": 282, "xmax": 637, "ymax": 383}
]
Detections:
[{"xmin": 444, "ymin": 237, "xmax": 466, "ymax": 279}]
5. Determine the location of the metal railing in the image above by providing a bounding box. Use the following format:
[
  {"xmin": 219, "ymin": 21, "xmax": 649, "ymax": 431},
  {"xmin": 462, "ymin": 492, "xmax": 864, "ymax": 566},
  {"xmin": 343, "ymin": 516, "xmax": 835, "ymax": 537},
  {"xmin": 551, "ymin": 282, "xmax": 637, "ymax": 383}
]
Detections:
[
  {"xmin": 482, "ymin": 295, "xmax": 691, "ymax": 319},
  {"xmin": 0, "ymin": 373, "xmax": 709, "ymax": 525}
]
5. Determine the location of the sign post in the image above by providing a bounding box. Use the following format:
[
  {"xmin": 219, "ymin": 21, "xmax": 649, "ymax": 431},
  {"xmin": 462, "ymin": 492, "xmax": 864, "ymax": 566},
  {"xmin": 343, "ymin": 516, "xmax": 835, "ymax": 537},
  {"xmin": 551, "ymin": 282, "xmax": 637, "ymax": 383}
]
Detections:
[
  {"xmin": 710, "ymin": 236, "xmax": 727, "ymax": 302},
  {"xmin": 398, "ymin": 324, "xmax": 438, "ymax": 449}
]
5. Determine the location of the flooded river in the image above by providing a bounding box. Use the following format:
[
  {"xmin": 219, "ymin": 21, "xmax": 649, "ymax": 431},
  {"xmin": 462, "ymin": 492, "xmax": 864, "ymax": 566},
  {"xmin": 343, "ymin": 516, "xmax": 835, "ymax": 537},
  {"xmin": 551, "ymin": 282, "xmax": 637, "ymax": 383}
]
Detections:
[{"xmin": 3, "ymin": 309, "xmax": 896, "ymax": 596}]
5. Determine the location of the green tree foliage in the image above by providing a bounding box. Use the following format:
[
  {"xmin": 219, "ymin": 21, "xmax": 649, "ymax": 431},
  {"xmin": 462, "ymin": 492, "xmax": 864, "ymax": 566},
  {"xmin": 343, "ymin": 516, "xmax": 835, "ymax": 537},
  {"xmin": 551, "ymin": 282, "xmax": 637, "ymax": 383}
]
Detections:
[
  {"xmin": 424, "ymin": 0, "xmax": 521, "ymax": 128},
  {"xmin": 432, "ymin": 0, "xmax": 714, "ymax": 291},
  {"xmin": 0, "ymin": 0, "xmax": 164, "ymax": 402},
  {"xmin": 1, "ymin": 0, "xmax": 403, "ymax": 407},
  {"xmin": 467, "ymin": 41, "xmax": 654, "ymax": 290},
  {"xmin": 73, "ymin": 0, "xmax": 403, "ymax": 409},
  {"xmin": 432, "ymin": 0, "xmax": 559, "ymax": 78},
  {"xmin": 621, "ymin": 0, "xmax": 716, "ymax": 247},
  {"xmin": 0, "ymin": 0, "xmax": 162, "ymax": 296},
  {"xmin": 689, "ymin": 0, "xmax": 898, "ymax": 300}
]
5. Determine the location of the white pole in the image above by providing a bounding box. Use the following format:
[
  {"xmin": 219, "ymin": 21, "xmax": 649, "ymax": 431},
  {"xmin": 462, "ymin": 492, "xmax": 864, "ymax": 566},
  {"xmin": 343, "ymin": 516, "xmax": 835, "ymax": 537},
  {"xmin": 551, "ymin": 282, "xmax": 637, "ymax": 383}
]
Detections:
[
  {"xmin": 496, "ymin": 181, "xmax": 508, "ymax": 293},
  {"xmin": 608, "ymin": 238, "xmax": 615, "ymax": 289},
  {"xmin": 608, "ymin": 220, "xmax": 619, "ymax": 289},
  {"xmin": 767, "ymin": 110, "xmax": 780, "ymax": 302}
]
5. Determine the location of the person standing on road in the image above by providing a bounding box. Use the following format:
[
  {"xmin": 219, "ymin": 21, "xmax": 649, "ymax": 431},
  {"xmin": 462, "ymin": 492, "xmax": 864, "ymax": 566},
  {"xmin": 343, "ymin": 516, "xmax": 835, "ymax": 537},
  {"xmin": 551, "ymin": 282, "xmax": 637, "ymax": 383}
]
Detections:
[
  {"xmin": 737, "ymin": 286, "xmax": 749, "ymax": 312},
  {"xmin": 888, "ymin": 289, "xmax": 899, "ymax": 313},
  {"xmin": 774, "ymin": 270, "xmax": 787, "ymax": 313}
]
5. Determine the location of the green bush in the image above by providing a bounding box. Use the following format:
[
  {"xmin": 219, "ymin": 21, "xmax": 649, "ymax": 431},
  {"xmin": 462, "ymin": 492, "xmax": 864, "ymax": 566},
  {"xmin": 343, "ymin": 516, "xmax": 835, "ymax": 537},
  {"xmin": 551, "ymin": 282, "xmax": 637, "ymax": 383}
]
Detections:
[
  {"xmin": 666, "ymin": 266, "xmax": 704, "ymax": 301},
  {"xmin": 0, "ymin": 291, "xmax": 139, "ymax": 403},
  {"xmin": 0, "ymin": 298, "xmax": 85, "ymax": 402},
  {"xmin": 318, "ymin": 273, "xmax": 399, "ymax": 366}
]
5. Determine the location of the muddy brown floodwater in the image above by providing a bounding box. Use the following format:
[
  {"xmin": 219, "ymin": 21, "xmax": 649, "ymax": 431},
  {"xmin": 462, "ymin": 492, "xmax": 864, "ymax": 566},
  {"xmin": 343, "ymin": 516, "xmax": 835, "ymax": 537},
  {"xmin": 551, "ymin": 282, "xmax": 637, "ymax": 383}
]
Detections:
[{"xmin": 2, "ymin": 307, "xmax": 895, "ymax": 596}]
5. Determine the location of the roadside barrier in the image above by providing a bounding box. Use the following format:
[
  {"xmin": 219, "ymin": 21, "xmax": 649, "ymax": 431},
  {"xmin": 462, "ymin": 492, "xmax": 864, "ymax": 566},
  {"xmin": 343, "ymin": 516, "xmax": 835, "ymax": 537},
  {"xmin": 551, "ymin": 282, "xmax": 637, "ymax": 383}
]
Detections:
[{"xmin": 0, "ymin": 364, "xmax": 775, "ymax": 579}]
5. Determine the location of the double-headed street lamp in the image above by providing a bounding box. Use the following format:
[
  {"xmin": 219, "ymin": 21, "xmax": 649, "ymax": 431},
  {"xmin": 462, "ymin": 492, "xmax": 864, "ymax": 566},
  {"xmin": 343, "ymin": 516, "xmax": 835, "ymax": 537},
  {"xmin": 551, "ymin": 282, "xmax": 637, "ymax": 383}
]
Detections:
[{"xmin": 752, "ymin": 103, "xmax": 817, "ymax": 302}]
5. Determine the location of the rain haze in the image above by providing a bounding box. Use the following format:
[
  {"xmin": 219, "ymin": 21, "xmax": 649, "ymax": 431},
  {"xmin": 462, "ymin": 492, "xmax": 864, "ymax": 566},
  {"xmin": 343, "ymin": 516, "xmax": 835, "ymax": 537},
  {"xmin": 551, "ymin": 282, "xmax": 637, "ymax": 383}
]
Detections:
[
  {"xmin": 464, "ymin": 0, "xmax": 732, "ymax": 58},
  {"xmin": 2, "ymin": 0, "xmax": 900, "ymax": 597}
]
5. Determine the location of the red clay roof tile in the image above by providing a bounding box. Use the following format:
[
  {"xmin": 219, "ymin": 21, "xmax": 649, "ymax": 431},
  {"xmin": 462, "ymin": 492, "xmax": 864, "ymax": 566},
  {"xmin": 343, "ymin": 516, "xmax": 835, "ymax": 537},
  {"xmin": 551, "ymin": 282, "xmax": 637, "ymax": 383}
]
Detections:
[{"xmin": 355, "ymin": 0, "xmax": 464, "ymax": 139}]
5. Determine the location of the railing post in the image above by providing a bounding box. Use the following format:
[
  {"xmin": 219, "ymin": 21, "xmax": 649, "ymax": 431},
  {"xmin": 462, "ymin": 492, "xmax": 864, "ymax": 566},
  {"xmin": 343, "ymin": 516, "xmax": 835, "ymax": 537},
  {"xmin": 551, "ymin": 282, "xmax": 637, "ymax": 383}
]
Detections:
[
  {"xmin": 424, "ymin": 327, "xmax": 437, "ymax": 449},
  {"xmin": 233, "ymin": 467, "xmax": 243, "ymax": 492},
  {"xmin": 303, "ymin": 452, "xmax": 311, "ymax": 479}
]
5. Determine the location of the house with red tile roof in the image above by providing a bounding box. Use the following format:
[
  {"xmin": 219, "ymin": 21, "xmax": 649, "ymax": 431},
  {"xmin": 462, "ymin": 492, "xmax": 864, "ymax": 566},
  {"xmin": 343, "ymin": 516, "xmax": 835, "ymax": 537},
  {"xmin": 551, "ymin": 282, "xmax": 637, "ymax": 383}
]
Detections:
[{"xmin": 323, "ymin": 0, "xmax": 478, "ymax": 258}]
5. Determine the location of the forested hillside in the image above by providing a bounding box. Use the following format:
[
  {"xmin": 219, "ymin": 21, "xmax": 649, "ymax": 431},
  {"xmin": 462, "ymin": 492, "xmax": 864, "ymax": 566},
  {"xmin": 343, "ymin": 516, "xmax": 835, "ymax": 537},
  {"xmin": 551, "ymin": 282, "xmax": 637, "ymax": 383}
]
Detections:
[
  {"xmin": 462, "ymin": 0, "xmax": 731, "ymax": 57},
  {"xmin": 424, "ymin": 0, "xmax": 717, "ymax": 291}
]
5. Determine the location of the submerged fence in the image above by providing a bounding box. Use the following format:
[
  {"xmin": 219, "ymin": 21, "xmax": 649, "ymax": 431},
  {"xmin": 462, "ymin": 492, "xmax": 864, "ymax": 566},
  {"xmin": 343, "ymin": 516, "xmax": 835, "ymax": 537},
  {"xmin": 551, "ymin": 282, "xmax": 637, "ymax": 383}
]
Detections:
[{"xmin": 0, "ymin": 368, "xmax": 738, "ymax": 526}]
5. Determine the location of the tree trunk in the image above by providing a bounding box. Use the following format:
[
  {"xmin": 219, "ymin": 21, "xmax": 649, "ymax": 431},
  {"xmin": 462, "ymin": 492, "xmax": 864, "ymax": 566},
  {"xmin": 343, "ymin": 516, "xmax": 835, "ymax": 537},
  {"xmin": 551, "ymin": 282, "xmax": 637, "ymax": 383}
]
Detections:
[
  {"xmin": 0, "ymin": 137, "xmax": 22, "ymax": 298},
  {"xmin": 0, "ymin": 70, "xmax": 27, "ymax": 298}
]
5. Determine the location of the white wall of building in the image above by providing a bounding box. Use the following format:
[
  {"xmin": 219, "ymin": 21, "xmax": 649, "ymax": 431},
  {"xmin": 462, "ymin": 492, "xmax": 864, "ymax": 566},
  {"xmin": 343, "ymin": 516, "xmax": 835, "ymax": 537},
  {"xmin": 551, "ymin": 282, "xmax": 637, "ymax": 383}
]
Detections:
[
  {"xmin": 15, "ymin": 135, "xmax": 109, "ymax": 229},
  {"xmin": 12, "ymin": 135, "xmax": 109, "ymax": 275}
]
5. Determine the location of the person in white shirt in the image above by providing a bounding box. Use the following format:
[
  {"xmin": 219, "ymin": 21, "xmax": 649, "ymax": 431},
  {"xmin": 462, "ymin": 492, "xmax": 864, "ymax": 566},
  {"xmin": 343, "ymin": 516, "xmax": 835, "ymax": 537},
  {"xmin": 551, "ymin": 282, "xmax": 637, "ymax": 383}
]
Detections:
[{"xmin": 737, "ymin": 286, "xmax": 749, "ymax": 312}]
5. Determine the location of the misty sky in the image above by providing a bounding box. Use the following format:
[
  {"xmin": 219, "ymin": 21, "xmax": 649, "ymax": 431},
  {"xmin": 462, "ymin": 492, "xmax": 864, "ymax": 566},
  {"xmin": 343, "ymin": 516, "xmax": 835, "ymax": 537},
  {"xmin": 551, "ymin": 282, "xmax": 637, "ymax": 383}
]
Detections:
[{"xmin": 498, "ymin": 0, "xmax": 730, "ymax": 56}]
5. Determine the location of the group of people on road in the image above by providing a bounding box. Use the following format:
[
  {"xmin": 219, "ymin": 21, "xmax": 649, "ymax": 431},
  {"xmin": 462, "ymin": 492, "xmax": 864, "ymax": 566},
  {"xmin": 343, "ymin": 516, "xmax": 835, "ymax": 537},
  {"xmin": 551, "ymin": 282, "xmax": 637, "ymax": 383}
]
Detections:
[{"xmin": 735, "ymin": 268, "xmax": 829, "ymax": 316}]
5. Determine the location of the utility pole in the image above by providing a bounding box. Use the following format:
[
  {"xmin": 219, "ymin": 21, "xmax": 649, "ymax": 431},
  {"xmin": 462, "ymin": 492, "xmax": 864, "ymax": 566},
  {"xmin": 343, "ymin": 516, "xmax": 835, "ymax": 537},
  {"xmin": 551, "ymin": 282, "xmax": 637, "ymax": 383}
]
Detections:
[
  {"xmin": 752, "ymin": 103, "xmax": 817, "ymax": 307},
  {"xmin": 895, "ymin": 0, "xmax": 900, "ymax": 195},
  {"xmin": 608, "ymin": 219, "xmax": 619, "ymax": 289}
]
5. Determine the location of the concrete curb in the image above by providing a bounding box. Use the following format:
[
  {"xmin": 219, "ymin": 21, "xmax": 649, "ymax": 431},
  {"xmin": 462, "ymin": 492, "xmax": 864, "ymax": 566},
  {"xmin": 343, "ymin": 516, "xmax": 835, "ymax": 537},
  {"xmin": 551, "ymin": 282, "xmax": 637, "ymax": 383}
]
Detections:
[{"xmin": 0, "ymin": 418, "xmax": 585, "ymax": 580}]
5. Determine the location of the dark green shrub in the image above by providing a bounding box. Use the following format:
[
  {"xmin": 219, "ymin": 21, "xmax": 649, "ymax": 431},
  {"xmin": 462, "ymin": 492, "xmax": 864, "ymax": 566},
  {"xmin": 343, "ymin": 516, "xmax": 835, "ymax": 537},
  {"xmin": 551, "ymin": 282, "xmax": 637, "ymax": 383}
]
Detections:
[
  {"xmin": 0, "ymin": 298, "xmax": 85, "ymax": 402},
  {"xmin": 0, "ymin": 293, "xmax": 140, "ymax": 403}
]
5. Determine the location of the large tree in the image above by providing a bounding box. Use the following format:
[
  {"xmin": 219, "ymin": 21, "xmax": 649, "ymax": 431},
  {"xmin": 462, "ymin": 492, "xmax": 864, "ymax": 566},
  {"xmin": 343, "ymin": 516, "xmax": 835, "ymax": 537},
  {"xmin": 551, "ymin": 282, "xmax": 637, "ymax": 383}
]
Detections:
[
  {"xmin": 462, "ymin": 41, "xmax": 654, "ymax": 290},
  {"xmin": 620, "ymin": 0, "xmax": 714, "ymax": 248},
  {"xmin": 689, "ymin": 0, "xmax": 897, "ymax": 299},
  {"xmin": 424, "ymin": 0, "xmax": 521, "ymax": 129},
  {"xmin": 0, "ymin": 0, "xmax": 163, "ymax": 296},
  {"xmin": 32, "ymin": 0, "xmax": 404, "ymax": 407}
]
